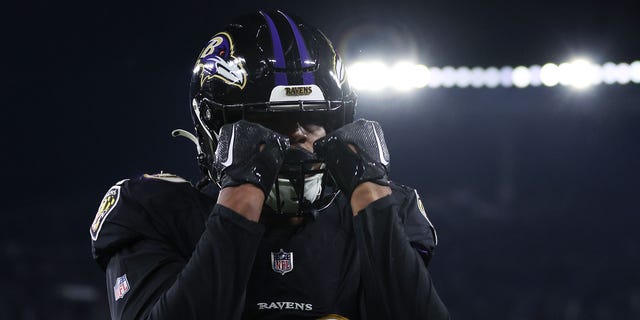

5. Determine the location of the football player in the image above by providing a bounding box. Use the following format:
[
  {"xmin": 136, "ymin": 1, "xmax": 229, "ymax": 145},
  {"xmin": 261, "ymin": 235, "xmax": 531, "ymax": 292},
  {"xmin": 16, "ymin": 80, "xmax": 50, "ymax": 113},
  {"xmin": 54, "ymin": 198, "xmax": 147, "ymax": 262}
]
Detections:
[{"xmin": 91, "ymin": 9, "xmax": 449, "ymax": 319}]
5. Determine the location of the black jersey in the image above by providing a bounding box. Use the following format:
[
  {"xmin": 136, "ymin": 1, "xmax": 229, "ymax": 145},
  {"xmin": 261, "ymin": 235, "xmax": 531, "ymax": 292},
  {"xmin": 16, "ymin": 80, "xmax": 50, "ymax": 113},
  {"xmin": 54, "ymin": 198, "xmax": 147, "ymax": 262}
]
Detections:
[{"xmin": 90, "ymin": 173, "xmax": 448, "ymax": 319}]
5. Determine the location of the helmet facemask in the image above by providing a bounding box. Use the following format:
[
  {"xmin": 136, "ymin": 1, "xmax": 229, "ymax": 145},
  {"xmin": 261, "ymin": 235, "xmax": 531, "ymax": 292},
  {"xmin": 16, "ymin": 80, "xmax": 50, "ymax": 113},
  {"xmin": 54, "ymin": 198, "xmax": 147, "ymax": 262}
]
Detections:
[{"xmin": 266, "ymin": 148, "xmax": 327, "ymax": 216}]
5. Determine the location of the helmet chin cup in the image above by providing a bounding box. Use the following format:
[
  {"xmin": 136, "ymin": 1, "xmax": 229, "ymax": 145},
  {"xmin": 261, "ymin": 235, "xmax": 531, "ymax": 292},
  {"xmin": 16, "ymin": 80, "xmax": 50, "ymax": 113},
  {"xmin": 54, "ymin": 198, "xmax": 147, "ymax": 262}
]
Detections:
[{"xmin": 266, "ymin": 148, "xmax": 328, "ymax": 215}]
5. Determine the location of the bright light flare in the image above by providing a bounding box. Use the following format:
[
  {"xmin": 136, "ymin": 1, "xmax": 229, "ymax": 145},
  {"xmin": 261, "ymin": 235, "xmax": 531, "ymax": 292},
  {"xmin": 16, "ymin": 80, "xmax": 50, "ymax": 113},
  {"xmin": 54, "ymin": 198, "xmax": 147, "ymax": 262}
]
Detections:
[
  {"xmin": 456, "ymin": 67, "xmax": 472, "ymax": 88},
  {"xmin": 529, "ymin": 65, "xmax": 542, "ymax": 87},
  {"xmin": 615, "ymin": 63, "xmax": 631, "ymax": 84},
  {"xmin": 512, "ymin": 66, "xmax": 531, "ymax": 88},
  {"xmin": 557, "ymin": 59, "xmax": 600, "ymax": 89},
  {"xmin": 484, "ymin": 67, "xmax": 501, "ymax": 88},
  {"xmin": 541, "ymin": 63, "xmax": 560, "ymax": 87},
  {"xmin": 441, "ymin": 66, "xmax": 456, "ymax": 88},
  {"xmin": 389, "ymin": 62, "xmax": 430, "ymax": 90},
  {"xmin": 630, "ymin": 61, "xmax": 640, "ymax": 83},
  {"xmin": 346, "ymin": 59, "xmax": 639, "ymax": 92},
  {"xmin": 470, "ymin": 67, "xmax": 484, "ymax": 88},
  {"xmin": 348, "ymin": 61, "xmax": 388, "ymax": 91},
  {"xmin": 348, "ymin": 61, "xmax": 429, "ymax": 91}
]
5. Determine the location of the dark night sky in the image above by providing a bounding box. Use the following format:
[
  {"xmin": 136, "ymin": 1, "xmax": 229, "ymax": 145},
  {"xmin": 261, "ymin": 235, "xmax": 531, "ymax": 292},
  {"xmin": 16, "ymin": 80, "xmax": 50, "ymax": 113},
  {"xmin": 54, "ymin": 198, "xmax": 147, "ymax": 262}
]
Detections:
[{"xmin": 4, "ymin": 0, "xmax": 640, "ymax": 319}]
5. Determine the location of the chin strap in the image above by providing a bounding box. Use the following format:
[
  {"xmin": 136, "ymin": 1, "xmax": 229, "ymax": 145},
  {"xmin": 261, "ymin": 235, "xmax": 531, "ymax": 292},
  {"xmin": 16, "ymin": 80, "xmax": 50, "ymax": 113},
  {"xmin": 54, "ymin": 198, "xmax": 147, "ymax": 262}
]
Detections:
[
  {"xmin": 172, "ymin": 129, "xmax": 201, "ymax": 150},
  {"xmin": 172, "ymin": 129, "xmax": 215, "ymax": 188}
]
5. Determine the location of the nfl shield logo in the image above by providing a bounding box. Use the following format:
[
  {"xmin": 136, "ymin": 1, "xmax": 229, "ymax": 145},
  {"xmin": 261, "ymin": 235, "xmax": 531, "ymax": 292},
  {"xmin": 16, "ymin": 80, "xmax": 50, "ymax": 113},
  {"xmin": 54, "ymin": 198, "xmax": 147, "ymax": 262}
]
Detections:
[
  {"xmin": 114, "ymin": 274, "xmax": 130, "ymax": 301},
  {"xmin": 271, "ymin": 249, "xmax": 294, "ymax": 275}
]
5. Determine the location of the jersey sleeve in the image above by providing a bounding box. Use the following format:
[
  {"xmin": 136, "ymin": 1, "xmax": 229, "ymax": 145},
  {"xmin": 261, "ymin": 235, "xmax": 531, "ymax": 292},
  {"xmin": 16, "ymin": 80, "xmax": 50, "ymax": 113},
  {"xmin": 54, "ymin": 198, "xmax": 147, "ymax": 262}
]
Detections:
[
  {"xmin": 352, "ymin": 186, "xmax": 449, "ymax": 319},
  {"xmin": 90, "ymin": 176, "xmax": 265, "ymax": 320},
  {"xmin": 398, "ymin": 186, "xmax": 439, "ymax": 266},
  {"xmin": 91, "ymin": 179, "xmax": 147, "ymax": 269}
]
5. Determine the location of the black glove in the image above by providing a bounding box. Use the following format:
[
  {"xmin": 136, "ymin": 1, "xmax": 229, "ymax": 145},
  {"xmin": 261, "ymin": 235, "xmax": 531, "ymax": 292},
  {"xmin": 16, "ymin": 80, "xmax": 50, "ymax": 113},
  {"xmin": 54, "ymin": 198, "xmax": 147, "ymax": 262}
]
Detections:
[
  {"xmin": 214, "ymin": 120, "xmax": 290, "ymax": 196},
  {"xmin": 314, "ymin": 119, "xmax": 390, "ymax": 197}
]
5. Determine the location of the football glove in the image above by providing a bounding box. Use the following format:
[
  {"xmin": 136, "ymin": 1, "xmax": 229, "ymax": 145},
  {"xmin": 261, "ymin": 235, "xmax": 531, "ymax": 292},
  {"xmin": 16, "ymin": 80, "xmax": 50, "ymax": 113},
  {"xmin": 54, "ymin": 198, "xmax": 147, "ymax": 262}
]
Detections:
[
  {"xmin": 214, "ymin": 120, "xmax": 290, "ymax": 196},
  {"xmin": 314, "ymin": 119, "xmax": 390, "ymax": 197}
]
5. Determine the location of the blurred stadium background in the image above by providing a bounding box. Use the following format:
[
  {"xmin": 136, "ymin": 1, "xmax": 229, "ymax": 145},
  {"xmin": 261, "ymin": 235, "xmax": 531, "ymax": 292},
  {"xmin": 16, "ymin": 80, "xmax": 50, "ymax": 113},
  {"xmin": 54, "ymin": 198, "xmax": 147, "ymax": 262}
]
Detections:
[{"xmin": 4, "ymin": 0, "xmax": 640, "ymax": 319}]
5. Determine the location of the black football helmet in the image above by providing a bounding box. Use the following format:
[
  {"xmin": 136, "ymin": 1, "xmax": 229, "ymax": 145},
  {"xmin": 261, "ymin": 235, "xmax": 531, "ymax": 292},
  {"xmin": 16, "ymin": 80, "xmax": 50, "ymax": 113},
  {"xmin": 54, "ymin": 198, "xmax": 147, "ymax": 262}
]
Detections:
[{"xmin": 183, "ymin": 9, "xmax": 357, "ymax": 215}]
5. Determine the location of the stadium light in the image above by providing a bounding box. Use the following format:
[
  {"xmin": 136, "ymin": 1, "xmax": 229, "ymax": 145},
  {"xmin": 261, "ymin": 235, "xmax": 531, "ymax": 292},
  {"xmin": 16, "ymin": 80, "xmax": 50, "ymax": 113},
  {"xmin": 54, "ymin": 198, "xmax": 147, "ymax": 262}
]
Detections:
[
  {"xmin": 572, "ymin": 59, "xmax": 600, "ymax": 87},
  {"xmin": 630, "ymin": 61, "xmax": 640, "ymax": 83},
  {"xmin": 512, "ymin": 66, "xmax": 531, "ymax": 88},
  {"xmin": 484, "ymin": 67, "xmax": 501, "ymax": 88},
  {"xmin": 470, "ymin": 67, "xmax": 484, "ymax": 88},
  {"xmin": 529, "ymin": 65, "xmax": 542, "ymax": 87},
  {"xmin": 441, "ymin": 66, "xmax": 456, "ymax": 88},
  {"xmin": 615, "ymin": 63, "xmax": 631, "ymax": 84},
  {"xmin": 456, "ymin": 67, "xmax": 472, "ymax": 88},
  {"xmin": 346, "ymin": 59, "xmax": 640, "ymax": 92},
  {"xmin": 602, "ymin": 62, "xmax": 618, "ymax": 84},
  {"xmin": 390, "ymin": 61, "xmax": 430, "ymax": 91},
  {"xmin": 555, "ymin": 59, "xmax": 599, "ymax": 89},
  {"xmin": 540, "ymin": 63, "xmax": 560, "ymax": 87}
]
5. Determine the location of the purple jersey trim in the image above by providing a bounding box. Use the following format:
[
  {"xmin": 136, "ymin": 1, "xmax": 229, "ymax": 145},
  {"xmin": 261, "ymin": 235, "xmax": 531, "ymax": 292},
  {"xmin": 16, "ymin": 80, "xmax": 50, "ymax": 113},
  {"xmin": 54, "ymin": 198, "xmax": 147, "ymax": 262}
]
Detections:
[
  {"xmin": 279, "ymin": 11, "xmax": 315, "ymax": 85},
  {"xmin": 260, "ymin": 11, "xmax": 288, "ymax": 85}
]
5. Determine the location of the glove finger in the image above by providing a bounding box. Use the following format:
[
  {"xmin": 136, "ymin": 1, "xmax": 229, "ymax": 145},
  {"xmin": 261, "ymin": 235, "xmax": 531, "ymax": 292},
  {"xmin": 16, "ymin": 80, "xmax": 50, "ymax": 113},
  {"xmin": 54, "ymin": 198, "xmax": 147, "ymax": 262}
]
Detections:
[
  {"xmin": 216, "ymin": 120, "xmax": 285, "ymax": 167},
  {"xmin": 338, "ymin": 119, "xmax": 390, "ymax": 167},
  {"xmin": 214, "ymin": 120, "xmax": 290, "ymax": 195}
]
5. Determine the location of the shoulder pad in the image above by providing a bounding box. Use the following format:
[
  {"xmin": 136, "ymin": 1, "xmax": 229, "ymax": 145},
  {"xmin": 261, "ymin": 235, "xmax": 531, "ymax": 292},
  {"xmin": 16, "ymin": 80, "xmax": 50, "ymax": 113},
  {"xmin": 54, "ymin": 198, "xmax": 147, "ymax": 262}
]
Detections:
[
  {"xmin": 389, "ymin": 182, "xmax": 438, "ymax": 245},
  {"xmin": 388, "ymin": 181, "xmax": 416, "ymax": 195},
  {"xmin": 90, "ymin": 179, "xmax": 128, "ymax": 241},
  {"xmin": 142, "ymin": 172, "xmax": 191, "ymax": 184},
  {"xmin": 90, "ymin": 175, "xmax": 214, "ymax": 269}
]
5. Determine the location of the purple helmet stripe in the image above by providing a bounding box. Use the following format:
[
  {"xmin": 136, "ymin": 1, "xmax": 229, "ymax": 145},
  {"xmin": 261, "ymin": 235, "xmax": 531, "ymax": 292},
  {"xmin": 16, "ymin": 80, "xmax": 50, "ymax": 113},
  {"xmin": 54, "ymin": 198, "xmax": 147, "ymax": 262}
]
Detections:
[
  {"xmin": 260, "ymin": 11, "xmax": 288, "ymax": 85},
  {"xmin": 278, "ymin": 11, "xmax": 315, "ymax": 85}
]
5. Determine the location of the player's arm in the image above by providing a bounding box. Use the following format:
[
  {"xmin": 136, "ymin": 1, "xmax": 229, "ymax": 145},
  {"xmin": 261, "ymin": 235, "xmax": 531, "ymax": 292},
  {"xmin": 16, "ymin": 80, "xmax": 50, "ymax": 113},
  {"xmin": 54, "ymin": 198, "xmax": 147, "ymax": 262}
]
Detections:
[
  {"xmin": 100, "ymin": 203, "xmax": 265, "ymax": 319},
  {"xmin": 315, "ymin": 119, "xmax": 449, "ymax": 319},
  {"xmin": 351, "ymin": 187, "xmax": 448, "ymax": 319},
  {"xmin": 212, "ymin": 120, "xmax": 290, "ymax": 221},
  {"xmin": 93, "ymin": 121, "xmax": 288, "ymax": 319}
]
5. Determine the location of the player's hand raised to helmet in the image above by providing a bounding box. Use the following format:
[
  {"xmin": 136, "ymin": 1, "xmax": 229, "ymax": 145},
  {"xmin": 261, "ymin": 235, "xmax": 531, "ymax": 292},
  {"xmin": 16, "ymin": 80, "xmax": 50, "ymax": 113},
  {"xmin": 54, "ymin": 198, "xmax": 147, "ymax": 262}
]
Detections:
[
  {"xmin": 214, "ymin": 120, "xmax": 290, "ymax": 197},
  {"xmin": 314, "ymin": 119, "xmax": 390, "ymax": 197}
]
